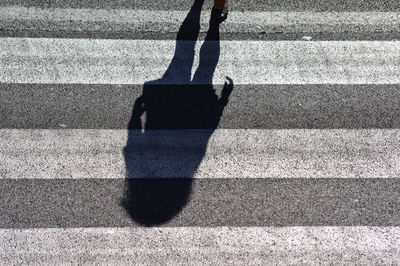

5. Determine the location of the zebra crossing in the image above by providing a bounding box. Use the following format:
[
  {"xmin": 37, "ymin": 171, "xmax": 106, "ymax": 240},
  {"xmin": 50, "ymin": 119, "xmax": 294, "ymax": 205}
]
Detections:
[{"xmin": 1, "ymin": 0, "xmax": 400, "ymax": 264}]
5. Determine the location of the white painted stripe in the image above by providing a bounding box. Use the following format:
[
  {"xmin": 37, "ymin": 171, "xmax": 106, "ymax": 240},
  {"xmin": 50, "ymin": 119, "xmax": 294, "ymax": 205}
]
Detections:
[
  {"xmin": 1, "ymin": 38, "xmax": 400, "ymax": 85},
  {"xmin": 1, "ymin": 129, "xmax": 400, "ymax": 179},
  {"xmin": 1, "ymin": 227, "xmax": 398, "ymax": 265},
  {"xmin": 1, "ymin": 7, "xmax": 400, "ymax": 33}
]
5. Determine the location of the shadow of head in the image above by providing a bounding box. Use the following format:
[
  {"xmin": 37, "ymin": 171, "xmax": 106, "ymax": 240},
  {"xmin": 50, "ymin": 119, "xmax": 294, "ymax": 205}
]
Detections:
[{"xmin": 122, "ymin": 0, "xmax": 233, "ymax": 227}]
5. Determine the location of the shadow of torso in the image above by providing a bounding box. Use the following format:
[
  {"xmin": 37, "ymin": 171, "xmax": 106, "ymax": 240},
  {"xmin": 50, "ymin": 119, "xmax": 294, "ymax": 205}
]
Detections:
[{"xmin": 144, "ymin": 83, "xmax": 219, "ymax": 130}]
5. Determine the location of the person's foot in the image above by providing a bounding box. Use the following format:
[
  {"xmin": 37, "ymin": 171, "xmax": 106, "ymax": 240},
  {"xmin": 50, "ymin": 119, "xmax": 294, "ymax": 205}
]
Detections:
[
  {"xmin": 212, "ymin": 0, "xmax": 228, "ymax": 22},
  {"xmin": 211, "ymin": 6, "xmax": 228, "ymax": 23}
]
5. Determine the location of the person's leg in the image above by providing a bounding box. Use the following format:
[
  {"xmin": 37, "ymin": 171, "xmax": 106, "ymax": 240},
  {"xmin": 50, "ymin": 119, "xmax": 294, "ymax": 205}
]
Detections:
[
  {"xmin": 212, "ymin": 0, "xmax": 228, "ymax": 22},
  {"xmin": 214, "ymin": 0, "xmax": 227, "ymax": 9}
]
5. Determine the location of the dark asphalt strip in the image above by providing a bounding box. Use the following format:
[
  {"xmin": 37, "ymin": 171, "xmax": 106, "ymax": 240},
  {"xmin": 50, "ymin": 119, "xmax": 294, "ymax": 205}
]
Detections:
[
  {"xmin": 0, "ymin": 178, "xmax": 399, "ymax": 228},
  {"xmin": 2, "ymin": 84, "xmax": 400, "ymax": 129}
]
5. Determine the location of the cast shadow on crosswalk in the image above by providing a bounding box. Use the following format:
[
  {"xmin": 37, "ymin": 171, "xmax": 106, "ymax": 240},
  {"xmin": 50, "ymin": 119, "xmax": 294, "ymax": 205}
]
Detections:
[{"xmin": 122, "ymin": 0, "xmax": 233, "ymax": 226}]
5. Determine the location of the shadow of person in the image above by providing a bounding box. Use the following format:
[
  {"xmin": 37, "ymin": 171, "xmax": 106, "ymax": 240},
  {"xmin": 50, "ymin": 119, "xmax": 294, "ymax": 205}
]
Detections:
[{"xmin": 122, "ymin": 0, "xmax": 233, "ymax": 226}]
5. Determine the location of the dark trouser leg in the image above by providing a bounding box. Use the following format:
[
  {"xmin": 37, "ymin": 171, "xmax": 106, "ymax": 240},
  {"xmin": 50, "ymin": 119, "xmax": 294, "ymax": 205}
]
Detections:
[{"xmin": 214, "ymin": 0, "xmax": 227, "ymax": 9}]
